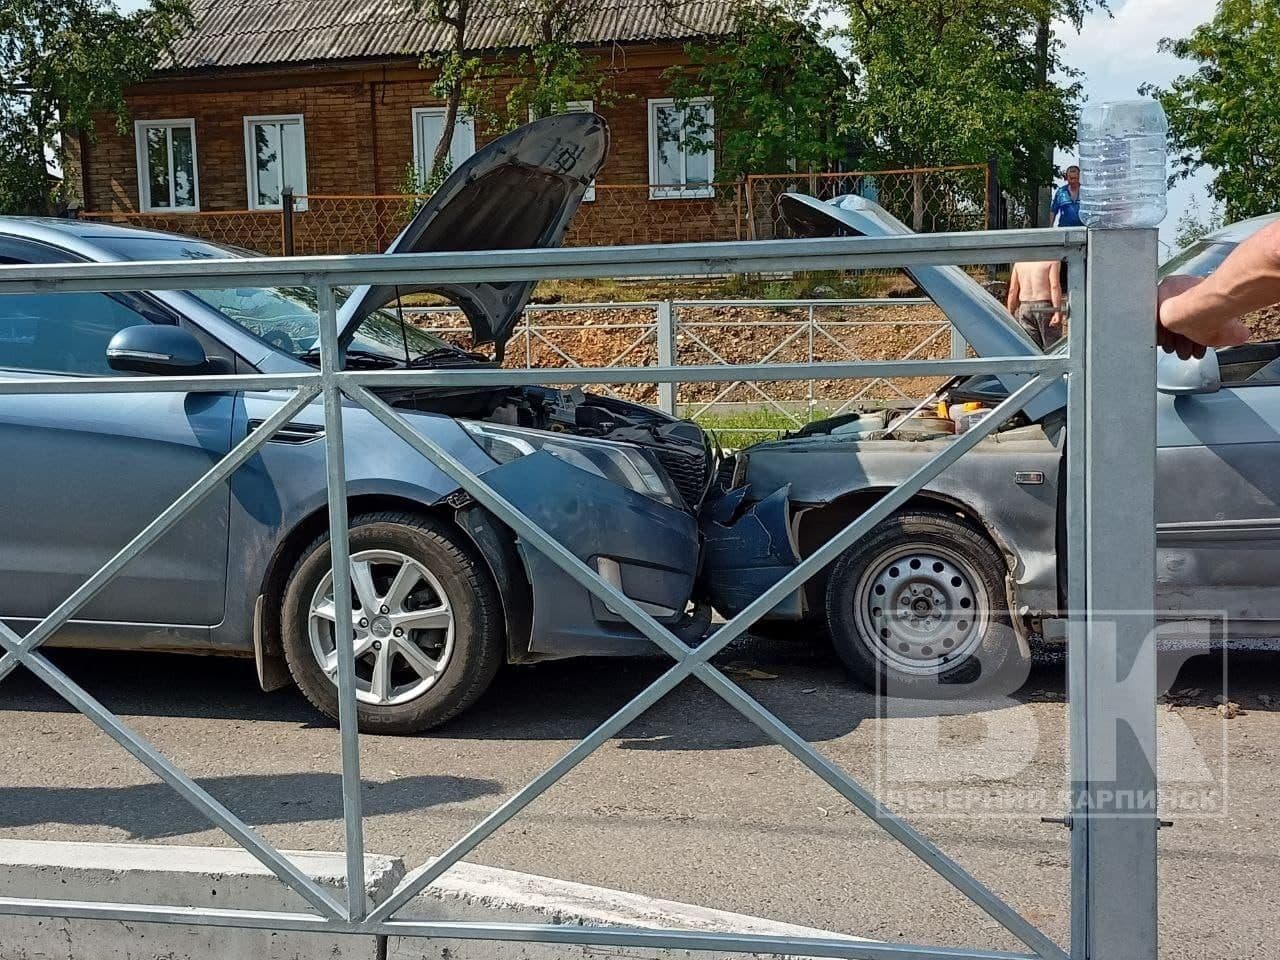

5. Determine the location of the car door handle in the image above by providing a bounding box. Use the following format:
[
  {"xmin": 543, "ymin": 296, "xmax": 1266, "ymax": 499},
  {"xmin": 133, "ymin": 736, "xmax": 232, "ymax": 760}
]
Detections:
[{"xmin": 247, "ymin": 418, "xmax": 325, "ymax": 444}]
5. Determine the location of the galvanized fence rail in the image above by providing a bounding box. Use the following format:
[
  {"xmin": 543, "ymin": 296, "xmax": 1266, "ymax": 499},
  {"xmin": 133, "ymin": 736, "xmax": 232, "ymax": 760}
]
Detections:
[
  {"xmin": 0, "ymin": 228, "xmax": 1158, "ymax": 960},
  {"xmin": 405, "ymin": 296, "xmax": 953, "ymax": 431}
]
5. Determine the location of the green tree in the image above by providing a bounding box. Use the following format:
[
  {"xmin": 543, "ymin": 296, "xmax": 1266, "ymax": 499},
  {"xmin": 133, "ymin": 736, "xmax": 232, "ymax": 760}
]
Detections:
[
  {"xmin": 485, "ymin": 0, "xmax": 610, "ymax": 130},
  {"xmin": 664, "ymin": 0, "xmax": 855, "ymax": 182},
  {"xmin": 1143, "ymin": 0, "xmax": 1280, "ymax": 220},
  {"xmin": 414, "ymin": 0, "xmax": 484, "ymax": 189},
  {"xmin": 1173, "ymin": 195, "xmax": 1226, "ymax": 249},
  {"xmin": 0, "ymin": 0, "xmax": 191, "ymax": 214},
  {"xmin": 841, "ymin": 0, "xmax": 1082, "ymax": 204}
]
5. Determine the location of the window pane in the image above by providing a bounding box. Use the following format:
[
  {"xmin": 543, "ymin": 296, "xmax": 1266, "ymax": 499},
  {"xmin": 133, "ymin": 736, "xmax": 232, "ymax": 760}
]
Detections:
[
  {"xmin": 146, "ymin": 127, "xmax": 171, "ymax": 209},
  {"xmin": 280, "ymin": 121, "xmax": 305, "ymax": 194},
  {"xmin": 171, "ymin": 126, "xmax": 195, "ymax": 208},
  {"xmin": 0, "ymin": 293, "xmax": 147, "ymax": 376},
  {"xmin": 449, "ymin": 116, "xmax": 475, "ymax": 171},
  {"xmin": 253, "ymin": 122, "xmax": 282, "ymax": 207},
  {"xmin": 684, "ymin": 105, "xmax": 712, "ymax": 185},
  {"xmin": 416, "ymin": 112, "xmax": 445, "ymax": 179},
  {"xmin": 418, "ymin": 112, "xmax": 473, "ymax": 181},
  {"xmin": 654, "ymin": 106, "xmax": 681, "ymax": 185}
]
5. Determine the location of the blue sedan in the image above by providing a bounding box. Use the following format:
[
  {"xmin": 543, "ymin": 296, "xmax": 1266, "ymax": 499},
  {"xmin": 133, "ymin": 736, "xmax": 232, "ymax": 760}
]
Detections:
[{"xmin": 0, "ymin": 116, "xmax": 712, "ymax": 733}]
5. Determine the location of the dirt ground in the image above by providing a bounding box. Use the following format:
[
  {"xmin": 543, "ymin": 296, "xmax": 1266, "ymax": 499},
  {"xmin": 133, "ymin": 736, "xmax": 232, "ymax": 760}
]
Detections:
[{"xmin": 423, "ymin": 300, "xmax": 954, "ymax": 408}]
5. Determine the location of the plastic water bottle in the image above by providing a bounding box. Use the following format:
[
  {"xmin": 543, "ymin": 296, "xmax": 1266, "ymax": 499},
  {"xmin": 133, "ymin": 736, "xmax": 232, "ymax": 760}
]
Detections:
[{"xmin": 1078, "ymin": 99, "xmax": 1168, "ymax": 228}]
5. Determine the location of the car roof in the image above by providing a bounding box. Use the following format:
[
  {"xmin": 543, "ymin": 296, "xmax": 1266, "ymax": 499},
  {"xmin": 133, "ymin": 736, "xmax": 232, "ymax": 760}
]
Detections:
[
  {"xmin": 0, "ymin": 216, "xmax": 202, "ymax": 260},
  {"xmin": 1202, "ymin": 213, "xmax": 1280, "ymax": 244}
]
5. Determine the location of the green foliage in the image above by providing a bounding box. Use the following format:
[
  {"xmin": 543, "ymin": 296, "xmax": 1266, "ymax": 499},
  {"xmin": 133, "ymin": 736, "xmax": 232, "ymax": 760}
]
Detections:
[
  {"xmin": 481, "ymin": 0, "xmax": 610, "ymax": 132},
  {"xmin": 1173, "ymin": 195, "xmax": 1226, "ymax": 249},
  {"xmin": 664, "ymin": 0, "xmax": 1094, "ymax": 207},
  {"xmin": 841, "ymin": 0, "xmax": 1083, "ymax": 194},
  {"xmin": 412, "ymin": 0, "xmax": 484, "ymax": 186},
  {"xmin": 414, "ymin": 0, "xmax": 608, "ymax": 183},
  {"xmin": 0, "ymin": 0, "xmax": 192, "ymax": 214},
  {"xmin": 665, "ymin": 0, "xmax": 855, "ymax": 181},
  {"xmin": 1143, "ymin": 0, "xmax": 1280, "ymax": 220}
]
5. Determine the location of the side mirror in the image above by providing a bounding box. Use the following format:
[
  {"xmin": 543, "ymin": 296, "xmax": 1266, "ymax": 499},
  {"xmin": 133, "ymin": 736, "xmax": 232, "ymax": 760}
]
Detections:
[
  {"xmin": 107, "ymin": 325, "xmax": 208, "ymax": 375},
  {"xmin": 1157, "ymin": 348, "xmax": 1221, "ymax": 396}
]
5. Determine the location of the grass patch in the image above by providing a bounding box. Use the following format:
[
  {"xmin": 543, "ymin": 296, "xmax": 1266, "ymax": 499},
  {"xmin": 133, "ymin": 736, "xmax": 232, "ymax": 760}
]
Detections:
[{"xmin": 688, "ymin": 407, "xmax": 836, "ymax": 448}]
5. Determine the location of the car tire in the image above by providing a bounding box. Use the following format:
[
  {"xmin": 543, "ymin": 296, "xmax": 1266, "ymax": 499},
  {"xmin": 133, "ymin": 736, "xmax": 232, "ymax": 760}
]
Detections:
[
  {"xmin": 281, "ymin": 511, "xmax": 503, "ymax": 734},
  {"xmin": 824, "ymin": 510, "xmax": 1029, "ymax": 698}
]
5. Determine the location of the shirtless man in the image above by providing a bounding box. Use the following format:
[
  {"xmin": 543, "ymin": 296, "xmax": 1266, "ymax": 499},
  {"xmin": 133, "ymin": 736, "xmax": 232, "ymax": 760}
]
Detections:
[{"xmin": 1006, "ymin": 259, "xmax": 1063, "ymax": 349}]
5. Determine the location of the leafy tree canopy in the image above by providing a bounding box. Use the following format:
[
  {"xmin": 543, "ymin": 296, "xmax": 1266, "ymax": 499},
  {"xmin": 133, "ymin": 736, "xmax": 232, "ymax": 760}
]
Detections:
[
  {"xmin": 665, "ymin": 0, "xmax": 856, "ymax": 182},
  {"xmin": 0, "ymin": 0, "xmax": 191, "ymax": 214},
  {"xmin": 1143, "ymin": 0, "xmax": 1280, "ymax": 220},
  {"xmin": 664, "ymin": 0, "xmax": 1092, "ymax": 205}
]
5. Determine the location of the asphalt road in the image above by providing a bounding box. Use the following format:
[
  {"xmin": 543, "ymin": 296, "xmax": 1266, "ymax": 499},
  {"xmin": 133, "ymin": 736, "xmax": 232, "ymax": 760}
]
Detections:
[{"xmin": 0, "ymin": 636, "xmax": 1274, "ymax": 958}]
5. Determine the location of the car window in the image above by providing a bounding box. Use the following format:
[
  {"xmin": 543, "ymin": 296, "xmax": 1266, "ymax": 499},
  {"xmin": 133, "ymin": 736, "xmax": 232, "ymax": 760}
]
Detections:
[
  {"xmin": 0, "ymin": 292, "xmax": 151, "ymax": 376},
  {"xmin": 1159, "ymin": 241, "xmax": 1237, "ymax": 280}
]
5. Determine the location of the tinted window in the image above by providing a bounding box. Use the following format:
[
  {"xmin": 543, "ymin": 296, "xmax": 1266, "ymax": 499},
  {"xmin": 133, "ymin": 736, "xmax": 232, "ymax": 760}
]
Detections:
[{"xmin": 0, "ymin": 293, "xmax": 150, "ymax": 376}]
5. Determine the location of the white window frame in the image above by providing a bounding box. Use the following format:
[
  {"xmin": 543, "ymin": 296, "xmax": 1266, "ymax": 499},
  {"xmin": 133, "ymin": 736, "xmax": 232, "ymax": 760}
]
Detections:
[
  {"xmin": 648, "ymin": 98, "xmax": 715, "ymax": 200},
  {"xmin": 243, "ymin": 114, "xmax": 309, "ymax": 211},
  {"xmin": 411, "ymin": 106, "xmax": 477, "ymax": 187},
  {"xmin": 529, "ymin": 100, "xmax": 597, "ymax": 201},
  {"xmin": 134, "ymin": 119, "xmax": 200, "ymax": 212}
]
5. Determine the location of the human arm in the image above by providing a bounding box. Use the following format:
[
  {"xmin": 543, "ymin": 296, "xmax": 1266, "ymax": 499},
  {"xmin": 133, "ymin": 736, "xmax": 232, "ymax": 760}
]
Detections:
[
  {"xmin": 1049, "ymin": 261, "xmax": 1063, "ymax": 331},
  {"xmin": 1158, "ymin": 219, "xmax": 1280, "ymax": 349},
  {"xmin": 1006, "ymin": 268, "xmax": 1021, "ymax": 316}
]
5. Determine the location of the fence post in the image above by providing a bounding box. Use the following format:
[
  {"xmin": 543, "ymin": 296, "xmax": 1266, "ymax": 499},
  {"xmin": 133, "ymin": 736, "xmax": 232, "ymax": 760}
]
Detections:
[
  {"xmin": 950, "ymin": 325, "xmax": 969, "ymax": 359},
  {"xmin": 281, "ymin": 188, "xmax": 296, "ymax": 257},
  {"xmin": 1068, "ymin": 228, "xmax": 1159, "ymax": 960},
  {"xmin": 656, "ymin": 301, "xmax": 678, "ymax": 415},
  {"xmin": 985, "ymin": 156, "xmax": 1001, "ymax": 231}
]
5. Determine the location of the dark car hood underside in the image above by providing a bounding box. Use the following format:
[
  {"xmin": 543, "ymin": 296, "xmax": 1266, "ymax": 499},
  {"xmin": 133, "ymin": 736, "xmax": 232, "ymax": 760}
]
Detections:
[{"xmin": 339, "ymin": 112, "xmax": 609, "ymax": 354}]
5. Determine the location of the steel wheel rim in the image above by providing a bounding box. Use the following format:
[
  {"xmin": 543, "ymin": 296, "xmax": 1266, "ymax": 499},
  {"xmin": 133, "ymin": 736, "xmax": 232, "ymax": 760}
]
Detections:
[
  {"xmin": 308, "ymin": 548, "xmax": 456, "ymax": 706},
  {"xmin": 852, "ymin": 542, "xmax": 989, "ymax": 676}
]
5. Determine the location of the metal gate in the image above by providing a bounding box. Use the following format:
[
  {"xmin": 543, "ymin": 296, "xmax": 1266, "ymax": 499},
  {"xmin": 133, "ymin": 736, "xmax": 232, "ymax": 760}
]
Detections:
[{"xmin": 0, "ymin": 226, "xmax": 1159, "ymax": 960}]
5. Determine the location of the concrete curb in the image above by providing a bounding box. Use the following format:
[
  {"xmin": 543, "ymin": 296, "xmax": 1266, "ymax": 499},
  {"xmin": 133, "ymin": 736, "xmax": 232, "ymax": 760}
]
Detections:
[{"xmin": 0, "ymin": 840, "xmax": 863, "ymax": 960}]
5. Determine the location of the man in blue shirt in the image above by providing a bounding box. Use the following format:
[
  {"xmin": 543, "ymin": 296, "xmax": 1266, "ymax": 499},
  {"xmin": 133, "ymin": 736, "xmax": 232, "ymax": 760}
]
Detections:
[{"xmin": 1051, "ymin": 165, "xmax": 1082, "ymax": 226}]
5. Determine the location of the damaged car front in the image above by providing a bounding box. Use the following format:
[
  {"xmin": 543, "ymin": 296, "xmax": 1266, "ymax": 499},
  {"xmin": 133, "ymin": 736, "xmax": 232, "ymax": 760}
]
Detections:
[
  {"xmin": 0, "ymin": 114, "xmax": 713, "ymax": 735},
  {"xmin": 702, "ymin": 194, "xmax": 1064, "ymax": 697}
]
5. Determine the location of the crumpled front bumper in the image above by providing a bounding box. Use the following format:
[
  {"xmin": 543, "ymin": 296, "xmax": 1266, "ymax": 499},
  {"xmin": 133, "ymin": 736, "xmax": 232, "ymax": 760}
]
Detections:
[
  {"xmin": 480, "ymin": 450, "xmax": 703, "ymax": 658},
  {"xmin": 699, "ymin": 483, "xmax": 806, "ymax": 621}
]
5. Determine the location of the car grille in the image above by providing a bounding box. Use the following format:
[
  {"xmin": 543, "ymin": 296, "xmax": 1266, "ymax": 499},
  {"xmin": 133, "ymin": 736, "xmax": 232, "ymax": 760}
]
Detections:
[{"xmin": 654, "ymin": 444, "xmax": 711, "ymax": 510}]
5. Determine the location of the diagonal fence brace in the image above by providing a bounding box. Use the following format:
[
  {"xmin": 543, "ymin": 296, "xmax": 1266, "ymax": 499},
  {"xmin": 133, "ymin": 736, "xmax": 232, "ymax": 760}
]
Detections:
[
  {"xmin": 346, "ymin": 375, "xmax": 1068, "ymax": 960},
  {"xmin": 0, "ymin": 384, "xmax": 346, "ymax": 920}
]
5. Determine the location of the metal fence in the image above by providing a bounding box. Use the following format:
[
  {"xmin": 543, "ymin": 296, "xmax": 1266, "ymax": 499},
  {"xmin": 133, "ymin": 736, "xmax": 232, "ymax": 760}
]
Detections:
[
  {"xmin": 405, "ymin": 297, "xmax": 958, "ymax": 436},
  {"xmin": 745, "ymin": 165, "xmax": 994, "ymax": 240},
  {"xmin": 79, "ymin": 165, "xmax": 993, "ymax": 256},
  {"xmin": 0, "ymin": 227, "xmax": 1159, "ymax": 960}
]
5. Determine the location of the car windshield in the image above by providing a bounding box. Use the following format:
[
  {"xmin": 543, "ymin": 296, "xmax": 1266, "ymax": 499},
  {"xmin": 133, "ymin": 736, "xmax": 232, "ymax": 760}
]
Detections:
[
  {"xmin": 87, "ymin": 234, "xmax": 452, "ymax": 362},
  {"xmin": 1159, "ymin": 240, "xmax": 1237, "ymax": 280}
]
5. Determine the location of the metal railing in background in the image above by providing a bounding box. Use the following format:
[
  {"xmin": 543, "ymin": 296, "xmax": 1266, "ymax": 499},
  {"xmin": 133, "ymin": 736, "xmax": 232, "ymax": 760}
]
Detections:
[
  {"xmin": 405, "ymin": 297, "xmax": 955, "ymax": 437},
  {"xmin": 0, "ymin": 226, "xmax": 1158, "ymax": 960},
  {"xmin": 78, "ymin": 164, "xmax": 994, "ymax": 256},
  {"xmin": 745, "ymin": 164, "xmax": 993, "ymax": 240}
]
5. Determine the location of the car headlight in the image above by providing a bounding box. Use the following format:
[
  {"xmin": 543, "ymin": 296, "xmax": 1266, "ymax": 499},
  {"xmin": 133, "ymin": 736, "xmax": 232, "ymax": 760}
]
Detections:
[{"xmin": 463, "ymin": 422, "xmax": 681, "ymax": 507}]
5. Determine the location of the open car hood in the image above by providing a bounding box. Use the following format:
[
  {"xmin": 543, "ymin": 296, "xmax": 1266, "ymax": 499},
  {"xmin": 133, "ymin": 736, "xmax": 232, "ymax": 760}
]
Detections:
[
  {"xmin": 779, "ymin": 193, "xmax": 1066, "ymax": 419},
  {"xmin": 338, "ymin": 112, "xmax": 609, "ymax": 353}
]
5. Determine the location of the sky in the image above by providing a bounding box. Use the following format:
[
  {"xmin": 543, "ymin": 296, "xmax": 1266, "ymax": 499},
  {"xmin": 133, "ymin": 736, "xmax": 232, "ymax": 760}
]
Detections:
[
  {"xmin": 1056, "ymin": 0, "xmax": 1219, "ymax": 253},
  {"xmin": 115, "ymin": 0, "xmax": 1219, "ymax": 250}
]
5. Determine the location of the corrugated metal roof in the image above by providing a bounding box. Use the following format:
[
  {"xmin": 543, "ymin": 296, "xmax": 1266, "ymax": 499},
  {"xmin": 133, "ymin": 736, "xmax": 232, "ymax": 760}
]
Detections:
[{"xmin": 165, "ymin": 0, "xmax": 738, "ymax": 72}]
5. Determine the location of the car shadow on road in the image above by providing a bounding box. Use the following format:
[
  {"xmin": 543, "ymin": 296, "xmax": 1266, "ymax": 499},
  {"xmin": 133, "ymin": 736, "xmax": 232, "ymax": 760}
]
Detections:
[
  {"xmin": 0, "ymin": 772, "xmax": 502, "ymax": 840},
  {"xmin": 10, "ymin": 640, "xmax": 1275, "ymax": 755}
]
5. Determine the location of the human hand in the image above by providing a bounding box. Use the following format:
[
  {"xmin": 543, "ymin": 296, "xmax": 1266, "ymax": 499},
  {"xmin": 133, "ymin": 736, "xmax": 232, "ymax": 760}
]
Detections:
[{"xmin": 1158, "ymin": 274, "xmax": 1250, "ymax": 353}]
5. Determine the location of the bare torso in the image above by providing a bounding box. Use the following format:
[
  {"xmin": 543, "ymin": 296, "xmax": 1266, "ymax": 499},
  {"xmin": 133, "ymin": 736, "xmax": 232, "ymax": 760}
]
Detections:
[{"xmin": 1012, "ymin": 260, "xmax": 1058, "ymax": 303}]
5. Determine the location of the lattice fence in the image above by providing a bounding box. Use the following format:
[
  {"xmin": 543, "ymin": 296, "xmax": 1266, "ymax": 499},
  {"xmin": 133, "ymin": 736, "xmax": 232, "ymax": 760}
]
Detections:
[{"xmin": 79, "ymin": 167, "xmax": 990, "ymax": 256}]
